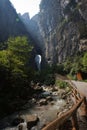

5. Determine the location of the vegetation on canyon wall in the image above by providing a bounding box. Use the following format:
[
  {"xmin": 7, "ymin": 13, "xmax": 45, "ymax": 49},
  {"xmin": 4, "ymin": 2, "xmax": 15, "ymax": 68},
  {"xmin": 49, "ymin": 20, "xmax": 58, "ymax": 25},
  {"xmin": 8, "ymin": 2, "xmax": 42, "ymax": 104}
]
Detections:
[
  {"xmin": 34, "ymin": 51, "xmax": 87, "ymax": 85},
  {"xmin": 63, "ymin": 52, "xmax": 87, "ymax": 77}
]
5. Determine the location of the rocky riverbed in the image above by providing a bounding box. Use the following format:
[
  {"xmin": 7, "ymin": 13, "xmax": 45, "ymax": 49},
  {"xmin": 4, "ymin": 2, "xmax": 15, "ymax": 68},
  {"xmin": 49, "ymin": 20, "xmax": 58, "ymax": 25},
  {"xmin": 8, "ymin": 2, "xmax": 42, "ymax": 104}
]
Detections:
[{"xmin": 0, "ymin": 84, "xmax": 73, "ymax": 130}]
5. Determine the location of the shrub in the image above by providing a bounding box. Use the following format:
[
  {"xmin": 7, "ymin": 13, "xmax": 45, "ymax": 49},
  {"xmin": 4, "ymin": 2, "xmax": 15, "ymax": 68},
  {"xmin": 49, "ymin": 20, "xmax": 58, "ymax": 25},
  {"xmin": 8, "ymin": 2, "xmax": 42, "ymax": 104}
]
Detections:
[{"xmin": 55, "ymin": 80, "xmax": 69, "ymax": 89}]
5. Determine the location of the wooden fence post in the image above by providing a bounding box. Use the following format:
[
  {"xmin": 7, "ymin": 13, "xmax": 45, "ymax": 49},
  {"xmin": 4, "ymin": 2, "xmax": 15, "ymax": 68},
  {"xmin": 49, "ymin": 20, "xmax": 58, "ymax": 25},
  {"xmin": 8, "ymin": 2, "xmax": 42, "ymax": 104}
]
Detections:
[
  {"xmin": 79, "ymin": 97, "xmax": 87, "ymax": 116},
  {"xmin": 71, "ymin": 112, "xmax": 79, "ymax": 130},
  {"xmin": 83, "ymin": 97, "xmax": 87, "ymax": 115}
]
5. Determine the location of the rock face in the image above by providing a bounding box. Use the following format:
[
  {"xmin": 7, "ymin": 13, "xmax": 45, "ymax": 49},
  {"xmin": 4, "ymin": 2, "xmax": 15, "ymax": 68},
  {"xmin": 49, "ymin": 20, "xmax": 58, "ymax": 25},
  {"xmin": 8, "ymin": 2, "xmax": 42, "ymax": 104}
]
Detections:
[
  {"xmin": 0, "ymin": 0, "xmax": 29, "ymax": 43},
  {"xmin": 20, "ymin": 13, "xmax": 44, "ymax": 68},
  {"xmin": 27, "ymin": 0, "xmax": 87, "ymax": 64},
  {"xmin": 29, "ymin": 14, "xmax": 44, "ymax": 53},
  {"xmin": 2, "ymin": 0, "xmax": 86, "ymax": 65},
  {"xmin": 0, "ymin": 0, "xmax": 40, "ymax": 68},
  {"xmin": 18, "ymin": 13, "xmax": 30, "ymax": 33}
]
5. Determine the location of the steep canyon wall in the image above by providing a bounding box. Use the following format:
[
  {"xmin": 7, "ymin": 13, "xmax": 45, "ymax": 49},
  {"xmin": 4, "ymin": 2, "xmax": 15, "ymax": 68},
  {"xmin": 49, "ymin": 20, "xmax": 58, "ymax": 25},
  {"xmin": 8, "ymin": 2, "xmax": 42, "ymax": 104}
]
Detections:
[{"xmin": 28, "ymin": 0, "xmax": 87, "ymax": 64}]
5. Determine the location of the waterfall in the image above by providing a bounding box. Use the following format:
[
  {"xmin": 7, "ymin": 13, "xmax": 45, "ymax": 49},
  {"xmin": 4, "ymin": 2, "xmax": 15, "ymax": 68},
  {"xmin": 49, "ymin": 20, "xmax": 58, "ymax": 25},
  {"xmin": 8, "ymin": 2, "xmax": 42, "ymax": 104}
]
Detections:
[{"xmin": 35, "ymin": 55, "xmax": 42, "ymax": 71}]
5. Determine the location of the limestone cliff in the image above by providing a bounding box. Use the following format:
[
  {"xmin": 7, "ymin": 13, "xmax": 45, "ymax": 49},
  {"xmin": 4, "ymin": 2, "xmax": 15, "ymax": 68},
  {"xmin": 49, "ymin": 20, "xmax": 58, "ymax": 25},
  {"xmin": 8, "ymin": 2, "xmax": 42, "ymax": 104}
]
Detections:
[
  {"xmin": 0, "ymin": 0, "xmax": 29, "ymax": 43},
  {"xmin": 18, "ymin": 13, "xmax": 30, "ymax": 33},
  {"xmin": 29, "ymin": 0, "xmax": 87, "ymax": 64}
]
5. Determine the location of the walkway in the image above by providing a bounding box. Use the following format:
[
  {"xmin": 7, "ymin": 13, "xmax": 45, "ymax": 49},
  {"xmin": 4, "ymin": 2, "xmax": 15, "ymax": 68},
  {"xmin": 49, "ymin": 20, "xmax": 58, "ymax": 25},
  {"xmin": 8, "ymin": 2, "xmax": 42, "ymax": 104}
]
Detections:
[
  {"xmin": 71, "ymin": 80, "xmax": 87, "ymax": 130},
  {"xmin": 71, "ymin": 80, "xmax": 87, "ymax": 98}
]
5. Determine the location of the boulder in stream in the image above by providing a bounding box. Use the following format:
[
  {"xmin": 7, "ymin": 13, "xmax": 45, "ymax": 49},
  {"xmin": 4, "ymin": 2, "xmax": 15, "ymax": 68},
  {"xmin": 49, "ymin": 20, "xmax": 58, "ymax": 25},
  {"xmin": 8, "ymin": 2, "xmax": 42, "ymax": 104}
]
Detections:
[
  {"xmin": 26, "ymin": 114, "xmax": 39, "ymax": 129},
  {"xmin": 39, "ymin": 99, "xmax": 48, "ymax": 106}
]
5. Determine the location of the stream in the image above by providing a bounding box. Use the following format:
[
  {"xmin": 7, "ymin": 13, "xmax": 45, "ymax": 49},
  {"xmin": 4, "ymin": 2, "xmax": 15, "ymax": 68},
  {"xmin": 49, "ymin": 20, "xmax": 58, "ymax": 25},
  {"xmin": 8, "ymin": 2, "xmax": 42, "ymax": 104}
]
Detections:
[{"xmin": 0, "ymin": 87, "xmax": 69, "ymax": 130}]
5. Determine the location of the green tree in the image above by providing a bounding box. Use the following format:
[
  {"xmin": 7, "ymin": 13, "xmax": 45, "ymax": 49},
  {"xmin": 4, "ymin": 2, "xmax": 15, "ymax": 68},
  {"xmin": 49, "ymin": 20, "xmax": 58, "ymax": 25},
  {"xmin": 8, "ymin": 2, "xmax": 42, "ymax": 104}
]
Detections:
[
  {"xmin": 0, "ymin": 36, "xmax": 34, "ymax": 115},
  {"xmin": 63, "ymin": 58, "xmax": 72, "ymax": 73},
  {"xmin": 70, "ymin": 56, "xmax": 82, "ymax": 74},
  {"xmin": 7, "ymin": 36, "xmax": 33, "ymax": 76},
  {"xmin": 0, "ymin": 36, "xmax": 33, "ymax": 92},
  {"xmin": 82, "ymin": 52, "xmax": 87, "ymax": 71}
]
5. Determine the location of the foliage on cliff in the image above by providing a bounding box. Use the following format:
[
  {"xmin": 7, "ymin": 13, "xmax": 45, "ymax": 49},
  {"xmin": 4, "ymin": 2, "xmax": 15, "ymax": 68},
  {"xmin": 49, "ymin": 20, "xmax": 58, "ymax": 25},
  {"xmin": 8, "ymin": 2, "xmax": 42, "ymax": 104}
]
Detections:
[{"xmin": 63, "ymin": 52, "xmax": 87, "ymax": 78}]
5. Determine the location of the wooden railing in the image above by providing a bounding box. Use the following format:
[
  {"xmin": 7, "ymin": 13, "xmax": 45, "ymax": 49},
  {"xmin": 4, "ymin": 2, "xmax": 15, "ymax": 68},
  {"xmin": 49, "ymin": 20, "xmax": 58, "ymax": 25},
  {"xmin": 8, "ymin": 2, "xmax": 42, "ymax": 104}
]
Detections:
[{"xmin": 42, "ymin": 81, "xmax": 87, "ymax": 130}]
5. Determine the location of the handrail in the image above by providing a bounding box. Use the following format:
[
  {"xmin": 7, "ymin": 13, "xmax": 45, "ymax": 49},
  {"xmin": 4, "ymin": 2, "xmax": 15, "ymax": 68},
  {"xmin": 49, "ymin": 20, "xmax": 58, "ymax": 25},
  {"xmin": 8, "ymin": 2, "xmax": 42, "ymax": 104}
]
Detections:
[
  {"xmin": 42, "ymin": 97, "xmax": 84, "ymax": 130},
  {"xmin": 42, "ymin": 80, "xmax": 86, "ymax": 130}
]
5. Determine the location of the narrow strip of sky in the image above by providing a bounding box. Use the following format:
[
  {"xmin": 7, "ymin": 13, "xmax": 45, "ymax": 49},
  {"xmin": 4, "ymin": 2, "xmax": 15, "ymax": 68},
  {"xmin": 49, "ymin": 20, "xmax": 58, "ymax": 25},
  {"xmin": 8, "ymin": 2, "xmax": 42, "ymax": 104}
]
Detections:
[{"xmin": 10, "ymin": 0, "xmax": 41, "ymax": 18}]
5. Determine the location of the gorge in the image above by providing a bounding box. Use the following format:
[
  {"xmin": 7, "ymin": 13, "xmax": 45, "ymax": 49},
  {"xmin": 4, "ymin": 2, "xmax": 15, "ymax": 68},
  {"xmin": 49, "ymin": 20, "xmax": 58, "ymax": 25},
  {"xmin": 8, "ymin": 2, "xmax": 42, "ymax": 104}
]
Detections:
[
  {"xmin": 22, "ymin": 0, "xmax": 87, "ymax": 64},
  {"xmin": 0, "ymin": 0, "xmax": 87, "ymax": 65},
  {"xmin": 0, "ymin": 0, "xmax": 87, "ymax": 129}
]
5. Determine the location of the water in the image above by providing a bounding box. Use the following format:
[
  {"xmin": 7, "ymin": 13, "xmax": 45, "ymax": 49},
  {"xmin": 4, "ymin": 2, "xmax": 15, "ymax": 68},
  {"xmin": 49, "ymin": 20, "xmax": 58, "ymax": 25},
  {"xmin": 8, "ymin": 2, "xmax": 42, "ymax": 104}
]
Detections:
[{"xmin": 0, "ymin": 95, "xmax": 66, "ymax": 130}]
